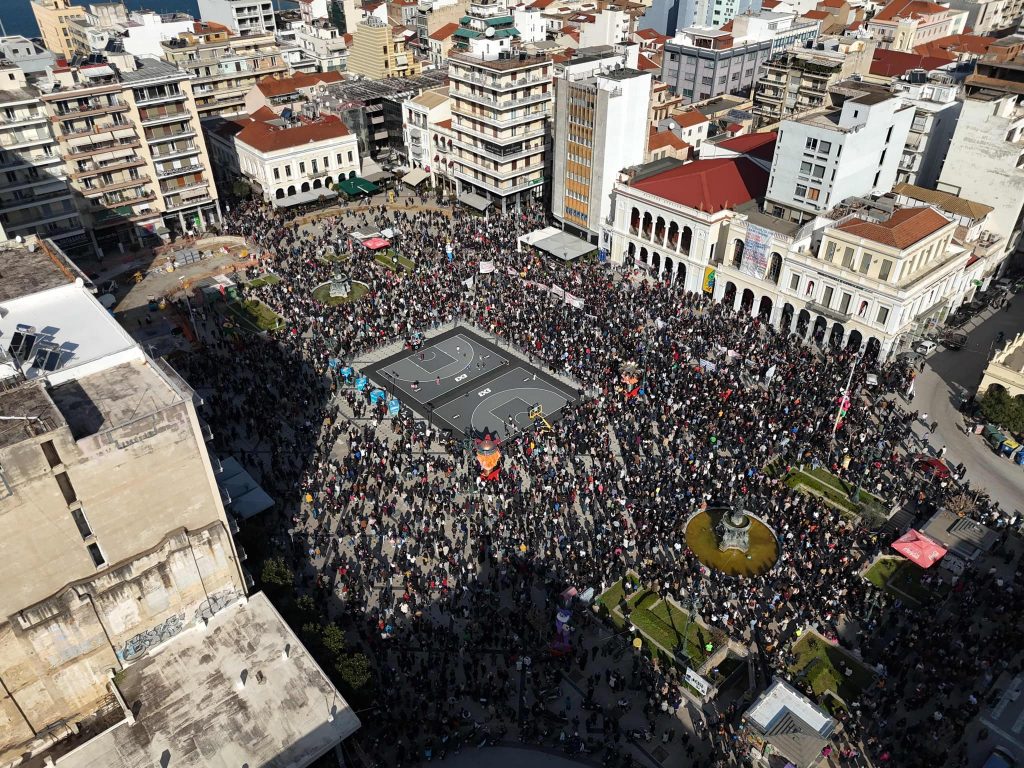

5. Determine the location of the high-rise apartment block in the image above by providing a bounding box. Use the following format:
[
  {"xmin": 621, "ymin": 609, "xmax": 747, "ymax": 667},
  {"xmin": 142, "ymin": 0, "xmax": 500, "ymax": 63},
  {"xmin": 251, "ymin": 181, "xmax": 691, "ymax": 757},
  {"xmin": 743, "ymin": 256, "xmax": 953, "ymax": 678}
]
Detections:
[
  {"xmin": 449, "ymin": 0, "xmax": 553, "ymax": 212},
  {"xmin": 42, "ymin": 56, "xmax": 220, "ymax": 252},
  {"xmin": 162, "ymin": 27, "xmax": 290, "ymax": 120},
  {"xmin": 0, "ymin": 64, "xmax": 85, "ymax": 250},
  {"xmin": 30, "ymin": 0, "xmax": 88, "ymax": 60},
  {"xmin": 197, "ymin": 0, "xmax": 279, "ymax": 34},
  {"xmin": 346, "ymin": 17, "xmax": 424, "ymax": 79},
  {"xmin": 551, "ymin": 49, "xmax": 652, "ymax": 241}
]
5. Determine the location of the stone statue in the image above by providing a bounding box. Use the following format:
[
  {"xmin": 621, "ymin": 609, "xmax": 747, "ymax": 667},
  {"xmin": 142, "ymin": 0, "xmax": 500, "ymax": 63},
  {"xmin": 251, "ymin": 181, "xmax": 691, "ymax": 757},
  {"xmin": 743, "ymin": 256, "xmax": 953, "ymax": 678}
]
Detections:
[
  {"xmin": 717, "ymin": 501, "xmax": 751, "ymax": 553},
  {"xmin": 329, "ymin": 268, "xmax": 352, "ymax": 299}
]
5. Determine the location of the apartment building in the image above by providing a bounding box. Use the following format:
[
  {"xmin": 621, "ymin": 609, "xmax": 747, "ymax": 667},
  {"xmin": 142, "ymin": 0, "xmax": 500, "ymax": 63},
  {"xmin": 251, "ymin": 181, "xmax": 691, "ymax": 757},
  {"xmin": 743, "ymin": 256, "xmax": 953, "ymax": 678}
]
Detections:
[
  {"xmin": 662, "ymin": 11, "xmax": 820, "ymax": 103},
  {"xmin": 752, "ymin": 40, "xmax": 874, "ymax": 128},
  {"xmin": 0, "ymin": 35, "xmax": 57, "ymax": 75},
  {"xmin": 293, "ymin": 18, "xmax": 352, "ymax": 71},
  {"xmin": 946, "ymin": 0, "xmax": 1024, "ymax": 35},
  {"xmin": 198, "ymin": 0, "xmax": 278, "ymax": 34},
  {"xmin": 30, "ymin": 0, "xmax": 88, "ymax": 60},
  {"xmin": 346, "ymin": 17, "xmax": 423, "ymax": 79},
  {"xmin": 67, "ymin": 1, "xmax": 130, "ymax": 55},
  {"xmin": 41, "ymin": 56, "xmax": 219, "ymax": 252},
  {"xmin": 0, "ymin": 238, "xmax": 360, "ymax": 768},
  {"xmin": 0, "ymin": 64, "xmax": 86, "ymax": 251},
  {"xmin": 865, "ymin": 0, "xmax": 968, "ymax": 52},
  {"xmin": 765, "ymin": 89, "xmax": 914, "ymax": 222},
  {"xmin": 416, "ymin": 0, "xmax": 471, "ymax": 48},
  {"xmin": 403, "ymin": 88, "xmax": 452, "ymax": 188},
  {"xmin": 449, "ymin": 0, "xmax": 553, "ymax": 212},
  {"xmin": 551, "ymin": 50, "xmax": 652, "ymax": 240},
  {"xmin": 162, "ymin": 28, "xmax": 289, "ymax": 120}
]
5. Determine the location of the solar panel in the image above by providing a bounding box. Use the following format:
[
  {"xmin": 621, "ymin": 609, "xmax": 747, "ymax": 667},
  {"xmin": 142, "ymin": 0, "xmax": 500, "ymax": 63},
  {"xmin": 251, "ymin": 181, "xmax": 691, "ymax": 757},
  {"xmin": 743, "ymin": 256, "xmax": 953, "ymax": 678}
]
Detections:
[
  {"xmin": 7, "ymin": 326, "xmax": 37, "ymax": 363},
  {"xmin": 33, "ymin": 343, "xmax": 64, "ymax": 372}
]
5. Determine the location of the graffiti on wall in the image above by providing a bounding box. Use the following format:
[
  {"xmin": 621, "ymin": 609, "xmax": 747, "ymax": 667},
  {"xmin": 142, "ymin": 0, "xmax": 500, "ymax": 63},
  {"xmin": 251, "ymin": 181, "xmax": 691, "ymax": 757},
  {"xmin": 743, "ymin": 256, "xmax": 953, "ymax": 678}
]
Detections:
[
  {"xmin": 117, "ymin": 612, "xmax": 185, "ymax": 662},
  {"xmin": 193, "ymin": 588, "xmax": 240, "ymax": 624}
]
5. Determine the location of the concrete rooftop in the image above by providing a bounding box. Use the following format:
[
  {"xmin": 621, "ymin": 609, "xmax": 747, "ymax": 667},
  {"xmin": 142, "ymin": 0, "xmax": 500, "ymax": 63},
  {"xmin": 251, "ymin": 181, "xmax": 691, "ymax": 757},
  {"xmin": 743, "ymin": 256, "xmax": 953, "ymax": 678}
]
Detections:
[{"xmin": 52, "ymin": 592, "xmax": 361, "ymax": 768}]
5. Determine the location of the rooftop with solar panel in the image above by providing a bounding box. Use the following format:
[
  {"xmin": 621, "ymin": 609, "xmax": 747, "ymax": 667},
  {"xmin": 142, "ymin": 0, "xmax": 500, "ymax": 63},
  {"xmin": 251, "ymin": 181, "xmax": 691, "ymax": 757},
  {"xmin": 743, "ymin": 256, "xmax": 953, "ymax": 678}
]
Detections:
[{"xmin": 0, "ymin": 236, "xmax": 191, "ymax": 450}]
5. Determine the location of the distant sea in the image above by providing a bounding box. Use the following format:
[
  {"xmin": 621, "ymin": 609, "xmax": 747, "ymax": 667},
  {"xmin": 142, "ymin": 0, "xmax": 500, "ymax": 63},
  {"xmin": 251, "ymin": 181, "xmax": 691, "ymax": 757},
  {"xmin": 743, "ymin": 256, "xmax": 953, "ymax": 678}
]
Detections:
[{"xmin": 2, "ymin": 0, "xmax": 296, "ymax": 39}]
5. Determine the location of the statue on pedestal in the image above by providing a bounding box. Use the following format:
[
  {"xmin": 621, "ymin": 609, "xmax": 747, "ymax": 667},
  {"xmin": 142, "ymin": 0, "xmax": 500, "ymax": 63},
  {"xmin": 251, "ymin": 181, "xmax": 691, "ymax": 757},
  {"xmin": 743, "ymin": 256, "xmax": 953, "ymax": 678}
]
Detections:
[
  {"xmin": 329, "ymin": 268, "xmax": 352, "ymax": 299},
  {"xmin": 717, "ymin": 501, "xmax": 752, "ymax": 553}
]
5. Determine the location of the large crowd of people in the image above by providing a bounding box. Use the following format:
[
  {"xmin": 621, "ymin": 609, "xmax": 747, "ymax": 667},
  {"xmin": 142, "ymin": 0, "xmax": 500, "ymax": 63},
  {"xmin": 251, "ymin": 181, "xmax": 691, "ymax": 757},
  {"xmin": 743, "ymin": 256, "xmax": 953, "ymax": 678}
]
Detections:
[{"xmin": 178, "ymin": 190, "xmax": 1022, "ymax": 768}]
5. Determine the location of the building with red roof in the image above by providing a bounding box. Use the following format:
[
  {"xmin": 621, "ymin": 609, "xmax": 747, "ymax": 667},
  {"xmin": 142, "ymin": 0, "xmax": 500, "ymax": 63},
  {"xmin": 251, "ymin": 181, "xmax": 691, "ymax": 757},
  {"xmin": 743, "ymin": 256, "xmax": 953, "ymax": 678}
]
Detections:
[
  {"xmin": 912, "ymin": 32, "xmax": 995, "ymax": 62},
  {"xmin": 646, "ymin": 129, "xmax": 692, "ymax": 162},
  {"xmin": 867, "ymin": 48, "xmax": 957, "ymax": 78},
  {"xmin": 865, "ymin": 0, "xmax": 968, "ymax": 53},
  {"xmin": 207, "ymin": 107, "xmax": 361, "ymax": 208},
  {"xmin": 701, "ymin": 131, "xmax": 777, "ymax": 165}
]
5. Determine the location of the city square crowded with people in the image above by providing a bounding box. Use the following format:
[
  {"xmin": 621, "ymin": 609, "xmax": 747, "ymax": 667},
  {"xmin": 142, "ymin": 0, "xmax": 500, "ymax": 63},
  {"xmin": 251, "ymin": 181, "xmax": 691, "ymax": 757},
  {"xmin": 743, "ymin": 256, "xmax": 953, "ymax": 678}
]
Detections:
[{"xmin": 173, "ymin": 189, "xmax": 1022, "ymax": 768}]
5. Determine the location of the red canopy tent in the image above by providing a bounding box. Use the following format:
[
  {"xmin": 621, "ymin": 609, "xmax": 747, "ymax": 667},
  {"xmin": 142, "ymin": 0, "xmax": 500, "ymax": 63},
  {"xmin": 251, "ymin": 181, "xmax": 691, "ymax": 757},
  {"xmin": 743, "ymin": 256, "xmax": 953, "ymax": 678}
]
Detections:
[
  {"xmin": 362, "ymin": 237, "xmax": 391, "ymax": 251},
  {"xmin": 892, "ymin": 529, "xmax": 947, "ymax": 568}
]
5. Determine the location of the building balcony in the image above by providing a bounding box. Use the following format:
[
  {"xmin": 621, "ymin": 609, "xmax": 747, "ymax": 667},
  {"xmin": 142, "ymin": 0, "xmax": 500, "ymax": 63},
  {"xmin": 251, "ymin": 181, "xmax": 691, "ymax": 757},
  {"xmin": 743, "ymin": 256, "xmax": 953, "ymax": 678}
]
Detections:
[
  {"xmin": 5, "ymin": 133, "xmax": 54, "ymax": 151},
  {"xmin": 160, "ymin": 177, "xmax": 209, "ymax": 196},
  {"xmin": 455, "ymin": 108, "xmax": 548, "ymax": 129},
  {"xmin": 61, "ymin": 121, "xmax": 135, "ymax": 139},
  {"xmin": 0, "ymin": 187, "xmax": 74, "ymax": 212},
  {"xmin": 164, "ymin": 193, "xmax": 214, "ymax": 211},
  {"xmin": 451, "ymin": 137, "xmax": 543, "ymax": 162},
  {"xmin": 135, "ymin": 91, "xmax": 187, "ymax": 107},
  {"xmin": 151, "ymin": 143, "xmax": 201, "ymax": 161},
  {"xmin": 51, "ymin": 100, "xmax": 129, "ymax": 122},
  {"xmin": 0, "ymin": 151, "xmax": 62, "ymax": 172},
  {"xmin": 92, "ymin": 189, "xmax": 157, "ymax": 209},
  {"xmin": 0, "ymin": 111, "xmax": 49, "ymax": 127},
  {"xmin": 81, "ymin": 175, "xmax": 152, "ymax": 197},
  {"xmin": 1, "ymin": 172, "xmax": 68, "ymax": 194},
  {"xmin": 453, "ymin": 122, "xmax": 546, "ymax": 145},
  {"xmin": 156, "ymin": 163, "xmax": 205, "ymax": 178},
  {"xmin": 72, "ymin": 156, "xmax": 146, "ymax": 180},
  {"xmin": 66, "ymin": 137, "xmax": 141, "ymax": 159},
  {"xmin": 805, "ymin": 300, "xmax": 851, "ymax": 323},
  {"xmin": 448, "ymin": 67, "xmax": 550, "ymax": 92},
  {"xmin": 456, "ymin": 157, "xmax": 545, "ymax": 181},
  {"xmin": 141, "ymin": 109, "xmax": 192, "ymax": 127},
  {"xmin": 453, "ymin": 167, "xmax": 543, "ymax": 196},
  {"xmin": 146, "ymin": 127, "xmax": 196, "ymax": 144},
  {"xmin": 451, "ymin": 87, "xmax": 552, "ymax": 110}
]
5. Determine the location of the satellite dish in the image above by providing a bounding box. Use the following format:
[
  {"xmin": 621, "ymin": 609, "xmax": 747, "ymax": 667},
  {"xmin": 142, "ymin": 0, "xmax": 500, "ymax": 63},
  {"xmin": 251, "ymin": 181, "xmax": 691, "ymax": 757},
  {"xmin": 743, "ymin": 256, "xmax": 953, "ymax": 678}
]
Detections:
[
  {"xmin": 15, "ymin": 235, "xmax": 22, "ymax": 243},
  {"xmin": 485, "ymin": 27, "xmax": 495, "ymax": 37}
]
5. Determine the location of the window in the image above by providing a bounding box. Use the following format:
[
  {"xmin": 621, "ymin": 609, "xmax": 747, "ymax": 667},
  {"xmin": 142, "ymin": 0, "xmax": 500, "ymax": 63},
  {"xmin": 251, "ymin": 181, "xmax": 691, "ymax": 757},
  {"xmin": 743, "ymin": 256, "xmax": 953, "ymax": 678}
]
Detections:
[
  {"xmin": 879, "ymin": 259, "xmax": 892, "ymax": 281},
  {"xmin": 795, "ymin": 184, "xmax": 808, "ymax": 197},
  {"xmin": 71, "ymin": 507, "xmax": 92, "ymax": 539},
  {"xmin": 87, "ymin": 543, "xmax": 106, "ymax": 567},
  {"xmin": 805, "ymin": 137, "xmax": 818, "ymax": 150},
  {"xmin": 841, "ymin": 247, "xmax": 854, "ymax": 269},
  {"xmin": 40, "ymin": 440, "xmax": 61, "ymax": 468},
  {"xmin": 824, "ymin": 241, "xmax": 836, "ymax": 261},
  {"xmin": 823, "ymin": 286, "xmax": 834, "ymax": 306},
  {"xmin": 818, "ymin": 140, "xmax": 831, "ymax": 153},
  {"xmin": 812, "ymin": 164, "xmax": 825, "ymax": 179},
  {"xmin": 701, "ymin": 76, "xmax": 713, "ymax": 85},
  {"xmin": 859, "ymin": 253, "xmax": 871, "ymax": 274},
  {"xmin": 885, "ymin": 125, "xmax": 893, "ymax": 143},
  {"xmin": 299, "ymin": 161, "xmax": 306, "ymax": 174},
  {"xmin": 273, "ymin": 167, "xmax": 280, "ymax": 180},
  {"xmin": 800, "ymin": 161, "xmax": 812, "ymax": 174},
  {"xmin": 876, "ymin": 306, "xmax": 890, "ymax": 324},
  {"xmin": 839, "ymin": 293, "xmax": 852, "ymax": 314},
  {"xmin": 806, "ymin": 187, "xmax": 821, "ymax": 202},
  {"xmin": 348, "ymin": 150, "xmax": 353, "ymax": 162},
  {"xmin": 54, "ymin": 471, "xmax": 78, "ymax": 506}
]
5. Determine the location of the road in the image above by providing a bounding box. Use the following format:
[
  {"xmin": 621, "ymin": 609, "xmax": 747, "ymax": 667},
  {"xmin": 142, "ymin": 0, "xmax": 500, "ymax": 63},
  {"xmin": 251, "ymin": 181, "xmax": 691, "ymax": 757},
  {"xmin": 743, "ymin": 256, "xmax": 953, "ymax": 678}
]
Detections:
[
  {"xmin": 911, "ymin": 293, "xmax": 1024, "ymax": 517},
  {"xmin": 438, "ymin": 746, "xmax": 593, "ymax": 767}
]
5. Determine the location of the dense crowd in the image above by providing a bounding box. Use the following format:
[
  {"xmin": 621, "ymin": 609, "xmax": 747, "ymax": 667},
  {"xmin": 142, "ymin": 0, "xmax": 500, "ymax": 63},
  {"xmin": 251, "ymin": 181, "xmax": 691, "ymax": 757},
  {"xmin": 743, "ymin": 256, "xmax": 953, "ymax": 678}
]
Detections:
[{"xmin": 179, "ymin": 191, "xmax": 1022, "ymax": 768}]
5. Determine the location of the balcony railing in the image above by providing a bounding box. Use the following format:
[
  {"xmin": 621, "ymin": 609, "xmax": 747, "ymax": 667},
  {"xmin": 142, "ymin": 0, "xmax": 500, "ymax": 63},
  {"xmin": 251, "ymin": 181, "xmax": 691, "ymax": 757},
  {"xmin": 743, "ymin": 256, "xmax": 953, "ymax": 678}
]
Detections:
[
  {"xmin": 66, "ymin": 138, "xmax": 140, "ymax": 159},
  {"xmin": 62, "ymin": 121, "xmax": 135, "ymax": 139},
  {"xmin": 52, "ymin": 100, "xmax": 128, "ymax": 121},
  {"xmin": 448, "ymin": 67, "xmax": 550, "ymax": 92},
  {"xmin": 0, "ymin": 187, "xmax": 73, "ymax": 212},
  {"xmin": 81, "ymin": 175, "xmax": 152, "ymax": 197},
  {"xmin": 160, "ymin": 177, "xmax": 209, "ymax": 195},
  {"xmin": 164, "ymin": 193, "xmax": 213, "ymax": 211},
  {"xmin": 455, "ymin": 108, "xmax": 548, "ymax": 129},
  {"xmin": 141, "ymin": 109, "xmax": 191, "ymax": 126},
  {"xmin": 151, "ymin": 143, "xmax": 201, "ymax": 160},
  {"xmin": 451, "ymin": 88, "xmax": 551, "ymax": 110},
  {"xmin": 134, "ymin": 91, "xmax": 187, "ymax": 107},
  {"xmin": 157, "ymin": 163, "xmax": 204, "ymax": 178}
]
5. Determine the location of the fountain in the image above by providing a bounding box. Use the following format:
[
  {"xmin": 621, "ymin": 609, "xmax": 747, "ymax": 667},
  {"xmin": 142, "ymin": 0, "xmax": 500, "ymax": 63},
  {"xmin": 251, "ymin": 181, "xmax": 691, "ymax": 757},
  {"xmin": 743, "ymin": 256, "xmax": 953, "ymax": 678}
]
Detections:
[
  {"xmin": 329, "ymin": 268, "xmax": 353, "ymax": 299},
  {"xmin": 684, "ymin": 502, "xmax": 779, "ymax": 578}
]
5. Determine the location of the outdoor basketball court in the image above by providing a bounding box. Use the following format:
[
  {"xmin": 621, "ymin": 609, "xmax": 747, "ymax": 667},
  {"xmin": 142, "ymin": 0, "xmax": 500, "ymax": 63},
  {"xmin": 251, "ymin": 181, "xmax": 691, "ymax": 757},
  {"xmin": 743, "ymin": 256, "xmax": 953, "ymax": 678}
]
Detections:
[{"xmin": 365, "ymin": 326, "xmax": 579, "ymax": 440}]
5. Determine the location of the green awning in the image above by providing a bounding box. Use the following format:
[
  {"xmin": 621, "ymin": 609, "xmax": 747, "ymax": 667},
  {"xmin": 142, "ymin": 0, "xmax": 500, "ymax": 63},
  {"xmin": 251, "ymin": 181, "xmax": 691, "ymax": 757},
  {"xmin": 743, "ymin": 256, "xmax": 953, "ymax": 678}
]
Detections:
[{"xmin": 336, "ymin": 177, "xmax": 379, "ymax": 196}]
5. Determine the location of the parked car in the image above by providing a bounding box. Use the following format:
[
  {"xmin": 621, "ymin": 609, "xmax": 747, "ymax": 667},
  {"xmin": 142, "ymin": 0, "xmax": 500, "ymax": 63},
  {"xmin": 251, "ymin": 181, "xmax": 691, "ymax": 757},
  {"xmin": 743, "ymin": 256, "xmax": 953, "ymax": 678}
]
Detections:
[
  {"xmin": 913, "ymin": 454, "xmax": 951, "ymax": 480},
  {"xmin": 942, "ymin": 331, "xmax": 968, "ymax": 350},
  {"xmin": 914, "ymin": 340, "xmax": 938, "ymax": 355}
]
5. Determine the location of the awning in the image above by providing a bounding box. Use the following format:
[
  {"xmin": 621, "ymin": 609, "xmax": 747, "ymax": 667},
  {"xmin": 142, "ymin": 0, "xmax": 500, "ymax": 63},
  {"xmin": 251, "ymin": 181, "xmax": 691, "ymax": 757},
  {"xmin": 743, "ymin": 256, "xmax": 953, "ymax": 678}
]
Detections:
[
  {"xmin": 362, "ymin": 237, "xmax": 391, "ymax": 251},
  {"xmin": 892, "ymin": 529, "xmax": 947, "ymax": 568},
  {"xmin": 218, "ymin": 457, "xmax": 274, "ymax": 519},
  {"xmin": 364, "ymin": 169, "xmax": 392, "ymax": 182},
  {"xmin": 459, "ymin": 191, "xmax": 492, "ymax": 211},
  {"xmin": 402, "ymin": 167, "xmax": 429, "ymax": 187},
  {"xmin": 532, "ymin": 229, "xmax": 596, "ymax": 261},
  {"xmin": 336, "ymin": 177, "xmax": 378, "ymax": 196},
  {"xmin": 273, "ymin": 188, "xmax": 337, "ymax": 209}
]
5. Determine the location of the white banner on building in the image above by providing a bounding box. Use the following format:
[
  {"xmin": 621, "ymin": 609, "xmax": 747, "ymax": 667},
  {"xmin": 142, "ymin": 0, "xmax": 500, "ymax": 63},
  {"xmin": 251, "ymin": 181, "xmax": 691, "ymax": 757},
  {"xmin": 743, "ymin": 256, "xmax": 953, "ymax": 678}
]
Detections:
[
  {"xmin": 685, "ymin": 668, "xmax": 711, "ymax": 697},
  {"xmin": 741, "ymin": 223, "xmax": 773, "ymax": 278},
  {"xmin": 479, "ymin": 260, "xmax": 495, "ymax": 274}
]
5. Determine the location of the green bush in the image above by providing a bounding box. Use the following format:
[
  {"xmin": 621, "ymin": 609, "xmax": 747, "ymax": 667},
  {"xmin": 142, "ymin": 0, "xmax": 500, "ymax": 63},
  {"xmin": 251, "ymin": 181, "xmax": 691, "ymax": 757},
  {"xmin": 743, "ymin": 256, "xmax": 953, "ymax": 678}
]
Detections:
[
  {"xmin": 979, "ymin": 386, "xmax": 1024, "ymax": 434},
  {"xmin": 260, "ymin": 556, "xmax": 293, "ymax": 588}
]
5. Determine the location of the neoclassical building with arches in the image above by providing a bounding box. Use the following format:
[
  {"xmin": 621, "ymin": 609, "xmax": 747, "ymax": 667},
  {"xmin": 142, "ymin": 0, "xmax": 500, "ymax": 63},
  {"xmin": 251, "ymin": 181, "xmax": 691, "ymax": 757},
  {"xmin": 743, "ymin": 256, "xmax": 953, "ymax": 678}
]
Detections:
[{"xmin": 606, "ymin": 155, "xmax": 988, "ymax": 362}]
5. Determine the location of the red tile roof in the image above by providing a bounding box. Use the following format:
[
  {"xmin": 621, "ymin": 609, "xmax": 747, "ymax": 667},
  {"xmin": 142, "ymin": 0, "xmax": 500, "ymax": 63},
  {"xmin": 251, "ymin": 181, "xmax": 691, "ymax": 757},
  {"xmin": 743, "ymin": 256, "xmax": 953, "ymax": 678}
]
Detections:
[
  {"xmin": 636, "ymin": 28, "xmax": 669, "ymax": 42},
  {"xmin": 873, "ymin": 0, "xmax": 948, "ymax": 21},
  {"xmin": 235, "ymin": 113, "xmax": 351, "ymax": 154},
  {"xmin": 913, "ymin": 32, "xmax": 995, "ymax": 58},
  {"xmin": 425, "ymin": 21, "xmax": 458, "ymax": 40},
  {"xmin": 435, "ymin": 118, "xmax": 453, "ymax": 130},
  {"xmin": 715, "ymin": 131, "xmax": 776, "ymax": 160},
  {"xmin": 256, "ymin": 71, "xmax": 343, "ymax": 98},
  {"xmin": 818, "ymin": 0, "xmax": 846, "ymax": 8},
  {"xmin": 803, "ymin": 10, "xmax": 831, "ymax": 19},
  {"xmin": 670, "ymin": 109, "xmax": 709, "ymax": 128},
  {"xmin": 761, "ymin": 0, "xmax": 782, "ymax": 7},
  {"xmin": 637, "ymin": 53, "xmax": 660, "ymax": 70},
  {"xmin": 869, "ymin": 49, "xmax": 953, "ymax": 76},
  {"xmin": 630, "ymin": 157, "xmax": 768, "ymax": 213},
  {"xmin": 648, "ymin": 128, "xmax": 691, "ymax": 152},
  {"xmin": 836, "ymin": 206, "xmax": 950, "ymax": 248}
]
